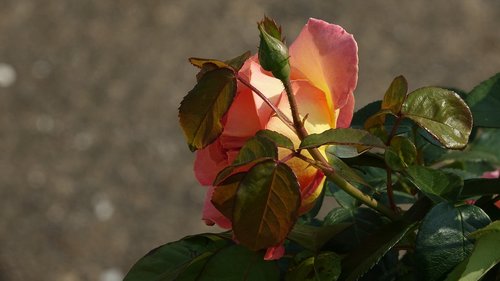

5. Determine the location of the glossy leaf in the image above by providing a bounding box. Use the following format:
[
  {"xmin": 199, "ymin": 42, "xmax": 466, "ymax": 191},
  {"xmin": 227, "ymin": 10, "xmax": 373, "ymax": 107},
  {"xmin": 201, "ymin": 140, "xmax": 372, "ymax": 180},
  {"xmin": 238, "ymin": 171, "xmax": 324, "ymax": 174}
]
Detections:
[
  {"xmin": 288, "ymin": 223, "xmax": 351, "ymax": 252},
  {"xmin": 179, "ymin": 68, "xmax": 236, "ymax": 151},
  {"xmin": 381, "ymin": 75, "xmax": 408, "ymax": 114},
  {"xmin": 300, "ymin": 128, "xmax": 385, "ymax": 150},
  {"xmin": 466, "ymin": 72, "xmax": 500, "ymax": 128},
  {"xmin": 415, "ymin": 202, "xmax": 491, "ymax": 281},
  {"xmin": 256, "ymin": 129, "xmax": 295, "ymax": 150},
  {"xmin": 408, "ymin": 165, "xmax": 464, "ymax": 203},
  {"xmin": 124, "ymin": 234, "xmax": 279, "ymax": 281},
  {"xmin": 286, "ymin": 252, "xmax": 341, "ymax": 281},
  {"xmin": 401, "ymin": 87, "xmax": 473, "ymax": 149},
  {"xmin": 233, "ymin": 160, "xmax": 301, "ymax": 250},
  {"xmin": 384, "ymin": 136, "xmax": 417, "ymax": 171}
]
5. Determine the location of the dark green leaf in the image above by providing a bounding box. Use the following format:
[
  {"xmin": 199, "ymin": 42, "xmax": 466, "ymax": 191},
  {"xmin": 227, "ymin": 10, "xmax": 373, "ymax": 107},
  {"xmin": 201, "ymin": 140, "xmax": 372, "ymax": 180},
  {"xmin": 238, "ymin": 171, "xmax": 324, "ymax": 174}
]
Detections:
[
  {"xmin": 256, "ymin": 129, "xmax": 295, "ymax": 150},
  {"xmin": 233, "ymin": 160, "xmax": 301, "ymax": 250},
  {"xmin": 466, "ymin": 73, "xmax": 500, "ymax": 128},
  {"xmin": 325, "ymin": 152, "xmax": 368, "ymax": 187},
  {"xmin": 340, "ymin": 197, "xmax": 433, "ymax": 281},
  {"xmin": 124, "ymin": 234, "xmax": 279, "ymax": 281},
  {"xmin": 286, "ymin": 252, "xmax": 342, "ymax": 281},
  {"xmin": 460, "ymin": 178, "xmax": 500, "ymax": 199},
  {"xmin": 415, "ymin": 202, "xmax": 491, "ymax": 281},
  {"xmin": 382, "ymin": 75, "xmax": 408, "ymax": 114},
  {"xmin": 288, "ymin": 223, "xmax": 351, "ymax": 252},
  {"xmin": 407, "ymin": 165, "xmax": 464, "ymax": 203},
  {"xmin": 179, "ymin": 68, "xmax": 237, "ymax": 151},
  {"xmin": 465, "ymin": 128, "xmax": 500, "ymax": 166},
  {"xmin": 300, "ymin": 128, "xmax": 385, "ymax": 150},
  {"xmin": 401, "ymin": 87, "xmax": 473, "ymax": 149},
  {"xmin": 324, "ymin": 207, "xmax": 386, "ymax": 253},
  {"xmin": 232, "ymin": 136, "xmax": 278, "ymax": 166},
  {"xmin": 340, "ymin": 221, "xmax": 418, "ymax": 281},
  {"xmin": 384, "ymin": 136, "xmax": 417, "ymax": 171},
  {"xmin": 351, "ymin": 101, "xmax": 382, "ymax": 129}
]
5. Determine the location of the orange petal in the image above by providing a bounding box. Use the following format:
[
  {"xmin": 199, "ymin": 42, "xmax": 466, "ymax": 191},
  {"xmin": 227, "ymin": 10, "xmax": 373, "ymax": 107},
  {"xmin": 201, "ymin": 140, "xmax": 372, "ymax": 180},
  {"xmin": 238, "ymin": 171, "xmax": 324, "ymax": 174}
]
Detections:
[{"xmin": 289, "ymin": 18, "xmax": 358, "ymax": 125}]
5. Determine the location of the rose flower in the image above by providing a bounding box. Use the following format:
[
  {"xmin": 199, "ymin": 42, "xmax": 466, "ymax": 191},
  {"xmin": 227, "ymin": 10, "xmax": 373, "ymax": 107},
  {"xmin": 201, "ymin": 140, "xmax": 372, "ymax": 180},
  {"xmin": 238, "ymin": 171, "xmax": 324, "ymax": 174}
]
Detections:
[{"xmin": 193, "ymin": 18, "xmax": 358, "ymax": 259}]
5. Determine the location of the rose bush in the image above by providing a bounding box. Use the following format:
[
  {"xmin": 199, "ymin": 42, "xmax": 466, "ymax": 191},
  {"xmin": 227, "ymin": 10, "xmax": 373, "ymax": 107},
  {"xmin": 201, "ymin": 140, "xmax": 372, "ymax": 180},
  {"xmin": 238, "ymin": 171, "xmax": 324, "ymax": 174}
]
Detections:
[{"xmin": 193, "ymin": 18, "xmax": 358, "ymax": 257}]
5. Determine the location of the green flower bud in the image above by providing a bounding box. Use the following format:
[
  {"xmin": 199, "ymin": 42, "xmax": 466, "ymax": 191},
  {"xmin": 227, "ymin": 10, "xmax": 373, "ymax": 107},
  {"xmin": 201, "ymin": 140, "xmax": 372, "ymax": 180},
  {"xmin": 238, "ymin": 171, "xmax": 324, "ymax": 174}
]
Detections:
[{"xmin": 258, "ymin": 24, "xmax": 291, "ymax": 82}]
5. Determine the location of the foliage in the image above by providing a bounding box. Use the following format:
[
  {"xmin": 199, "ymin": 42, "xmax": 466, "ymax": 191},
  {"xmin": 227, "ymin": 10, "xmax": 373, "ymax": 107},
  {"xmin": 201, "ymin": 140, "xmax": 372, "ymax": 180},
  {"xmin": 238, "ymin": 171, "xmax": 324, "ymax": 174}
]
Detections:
[{"xmin": 126, "ymin": 17, "xmax": 500, "ymax": 280}]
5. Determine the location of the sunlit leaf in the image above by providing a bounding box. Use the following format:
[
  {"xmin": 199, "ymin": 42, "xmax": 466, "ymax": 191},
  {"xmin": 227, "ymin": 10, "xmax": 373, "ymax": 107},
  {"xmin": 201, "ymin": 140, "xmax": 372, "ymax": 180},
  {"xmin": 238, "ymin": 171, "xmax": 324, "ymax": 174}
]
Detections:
[
  {"xmin": 466, "ymin": 72, "xmax": 500, "ymax": 128},
  {"xmin": 384, "ymin": 136, "xmax": 417, "ymax": 171},
  {"xmin": 401, "ymin": 87, "xmax": 472, "ymax": 149},
  {"xmin": 233, "ymin": 160, "xmax": 301, "ymax": 250},
  {"xmin": 300, "ymin": 128, "xmax": 385, "ymax": 150},
  {"xmin": 179, "ymin": 68, "xmax": 236, "ymax": 151},
  {"xmin": 256, "ymin": 129, "xmax": 295, "ymax": 150},
  {"xmin": 381, "ymin": 75, "xmax": 408, "ymax": 114},
  {"xmin": 407, "ymin": 165, "xmax": 463, "ymax": 203},
  {"xmin": 415, "ymin": 202, "xmax": 491, "ymax": 281},
  {"xmin": 211, "ymin": 173, "xmax": 244, "ymax": 221},
  {"xmin": 189, "ymin": 51, "xmax": 251, "ymax": 72}
]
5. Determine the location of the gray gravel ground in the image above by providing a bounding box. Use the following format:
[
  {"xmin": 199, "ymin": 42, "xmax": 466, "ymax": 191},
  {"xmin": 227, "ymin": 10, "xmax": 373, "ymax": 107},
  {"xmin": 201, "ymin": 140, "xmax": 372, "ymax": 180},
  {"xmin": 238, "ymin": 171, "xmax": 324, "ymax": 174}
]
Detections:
[{"xmin": 0, "ymin": 1, "xmax": 499, "ymax": 280}]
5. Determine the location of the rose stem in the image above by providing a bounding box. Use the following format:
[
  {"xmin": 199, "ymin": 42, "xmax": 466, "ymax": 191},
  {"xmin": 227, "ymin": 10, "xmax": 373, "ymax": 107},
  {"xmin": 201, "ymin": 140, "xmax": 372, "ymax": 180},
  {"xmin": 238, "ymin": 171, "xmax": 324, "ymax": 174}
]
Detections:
[
  {"xmin": 282, "ymin": 79, "xmax": 399, "ymax": 221},
  {"xmin": 236, "ymin": 74, "xmax": 296, "ymax": 133},
  {"xmin": 385, "ymin": 115, "xmax": 403, "ymax": 211}
]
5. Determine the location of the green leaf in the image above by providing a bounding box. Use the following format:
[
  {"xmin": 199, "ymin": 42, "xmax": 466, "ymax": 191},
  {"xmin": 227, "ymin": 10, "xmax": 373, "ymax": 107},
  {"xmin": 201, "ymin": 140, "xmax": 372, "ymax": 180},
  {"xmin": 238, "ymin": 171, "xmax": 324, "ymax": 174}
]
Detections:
[
  {"xmin": 465, "ymin": 128, "xmax": 500, "ymax": 166},
  {"xmin": 179, "ymin": 68, "xmax": 237, "ymax": 151},
  {"xmin": 233, "ymin": 160, "xmax": 301, "ymax": 250},
  {"xmin": 256, "ymin": 129, "xmax": 295, "ymax": 150},
  {"xmin": 325, "ymin": 152, "xmax": 368, "ymax": 187},
  {"xmin": 340, "ymin": 221, "xmax": 418, "ymax": 281},
  {"xmin": 225, "ymin": 51, "xmax": 252, "ymax": 71},
  {"xmin": 232, "ymin": 136, "xmax": 278, "ymax": 166},
  {"xmin": 340, "ymin": 197, "xmax": 433, "ymax": 281},
  {"xmin": 124, "ymin": 234, "xmax": 279, "ymax": 281},
  {"xmin": 401, "ymin": 87, "xmax": 473, "ymax": 149},
  {"xmin": 300, "ymin": 128, "xmax": 386, "ymax": 150},
  {"xmin": 324, "ymin": 207, "xmax": 386, "ymax": 253},
  {"xmin": 351, "ymin": 101, "xmax": 382, "ymax": 129},
  {"xmin": 211, "ymin": 173, "xmax": 243, "ymax": 221},
  {"xmin": 286, "ymin": 252, "xmax": 342, "ymax": 281},
  {"xmin": 288, "ymin": 223, "xmax": 351, "ymax": 252},
  {"xmin": 447, "ymin": 230, "xmax": 500, "ymax": 281},
  {"xmin": 384, "ymin": 136, "xmax": 417, "ymax": 171},
  {"xmin": 407, "ymin": 165, "xmax": 464, "ymax": 203},
  {"xmin": 415, "ymin": 202, "xmax": 491, "ymax": 281},
  {"xmin": 466, "ymin": 73, "xmax": 500, "ymax": 128},
  {"xmin": 460, "ymin": 178, "xmax": 500, "ymax": 199},
  {"xmin": 469, "ymin": 220, "xmax": 500, "ymax": 239},
  {"xmin": 189, "ymin": 51, "xmax": 251, "ymax": 72},
  {"xmin": 382, "ymin": 75, "xmax": 408, "ymax": 114}
]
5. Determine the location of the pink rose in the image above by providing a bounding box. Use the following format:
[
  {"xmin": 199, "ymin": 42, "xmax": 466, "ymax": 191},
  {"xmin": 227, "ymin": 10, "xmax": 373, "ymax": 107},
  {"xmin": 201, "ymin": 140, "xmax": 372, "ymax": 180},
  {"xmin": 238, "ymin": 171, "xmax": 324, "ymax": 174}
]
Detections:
[{"xmin": 194, "ymin": 18, "xmax": 358, "ymax": 258}]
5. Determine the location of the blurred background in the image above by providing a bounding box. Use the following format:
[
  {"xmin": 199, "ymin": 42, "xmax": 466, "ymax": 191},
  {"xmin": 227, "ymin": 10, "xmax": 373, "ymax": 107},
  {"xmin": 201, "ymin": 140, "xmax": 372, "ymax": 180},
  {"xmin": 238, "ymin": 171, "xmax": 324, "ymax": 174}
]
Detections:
[{"xmin": 0, "ymin": 0, "xmax": 499, "ymax": 280}]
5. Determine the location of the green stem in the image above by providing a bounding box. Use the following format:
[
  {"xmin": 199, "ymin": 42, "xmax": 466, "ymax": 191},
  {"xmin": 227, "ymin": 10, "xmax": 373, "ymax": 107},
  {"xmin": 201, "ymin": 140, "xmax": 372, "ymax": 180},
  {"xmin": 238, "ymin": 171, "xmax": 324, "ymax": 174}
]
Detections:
[{"xmin": 282, "ymin": 78, "xmax": 399, "ymax": 221}]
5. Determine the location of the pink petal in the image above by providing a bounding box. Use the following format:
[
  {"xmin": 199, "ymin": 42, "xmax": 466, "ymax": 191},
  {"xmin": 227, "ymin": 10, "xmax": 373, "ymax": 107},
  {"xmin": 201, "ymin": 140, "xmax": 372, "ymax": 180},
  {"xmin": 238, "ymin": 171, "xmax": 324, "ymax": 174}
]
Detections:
[
  {"xmin": 482, "ymin": 170, "xmax": 500, "ymax": 179},
  {"xmin": 202, "ymin": 186, "xmax": 232, "ymax": 229},
  {"xmin": 264, "ymin": 244, "xmax": 285, "ymax": 260},
  {"xmin": 289, "ymin": 18, "xmax": 358, "ymax": 125},
  {"xmin": 336, "ymin": 93, "xmax": 355, "ymax": 128},
  {"xmin": 194, "ymin": 139, "xmax": 229, "ymax": 185}
]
